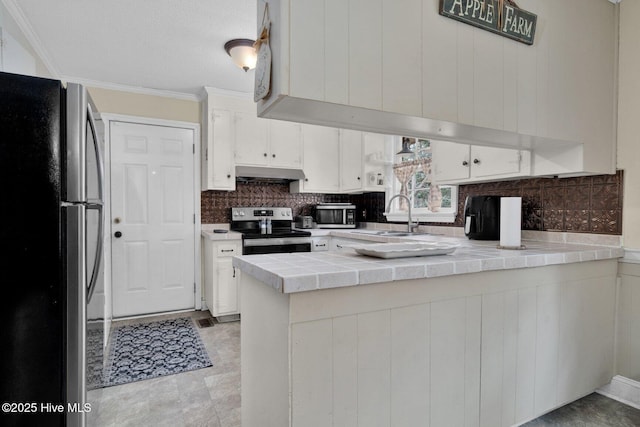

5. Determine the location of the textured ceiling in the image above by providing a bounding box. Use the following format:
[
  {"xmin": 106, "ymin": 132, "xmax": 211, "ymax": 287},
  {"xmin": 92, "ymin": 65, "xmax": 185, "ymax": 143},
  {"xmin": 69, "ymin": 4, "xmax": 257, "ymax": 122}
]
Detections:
[{"xmin": 9, "ymin": 0, "xmax": 258, "ymax": 96}]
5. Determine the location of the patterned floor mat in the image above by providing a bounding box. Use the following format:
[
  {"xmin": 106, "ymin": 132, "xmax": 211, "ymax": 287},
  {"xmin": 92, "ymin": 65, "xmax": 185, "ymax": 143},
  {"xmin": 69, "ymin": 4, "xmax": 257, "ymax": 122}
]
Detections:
[{"xmin": 103, "ymin": 317, "xmax": 212, "ymax": 387}]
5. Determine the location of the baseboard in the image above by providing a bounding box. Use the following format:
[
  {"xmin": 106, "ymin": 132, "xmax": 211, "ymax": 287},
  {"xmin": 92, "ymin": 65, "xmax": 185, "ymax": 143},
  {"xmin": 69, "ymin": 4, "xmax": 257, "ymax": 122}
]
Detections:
[{"xmin": 597, "ymin": 375, "xmax": 640, "ymax": 410}]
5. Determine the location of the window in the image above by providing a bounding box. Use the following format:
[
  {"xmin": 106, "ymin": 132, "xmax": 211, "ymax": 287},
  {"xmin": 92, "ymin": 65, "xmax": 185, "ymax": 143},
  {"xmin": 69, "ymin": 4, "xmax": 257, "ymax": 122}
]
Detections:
[{"xmin": 385, "ymin": 137, "xmax": 458, "ymax": 223}]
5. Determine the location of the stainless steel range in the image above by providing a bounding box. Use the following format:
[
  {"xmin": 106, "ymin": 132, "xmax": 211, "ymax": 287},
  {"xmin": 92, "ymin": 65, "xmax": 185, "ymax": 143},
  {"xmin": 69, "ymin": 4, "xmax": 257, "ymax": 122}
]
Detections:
[{"xmin": 231, "ymin": 207, "xmax": 312, "ymax": 255}]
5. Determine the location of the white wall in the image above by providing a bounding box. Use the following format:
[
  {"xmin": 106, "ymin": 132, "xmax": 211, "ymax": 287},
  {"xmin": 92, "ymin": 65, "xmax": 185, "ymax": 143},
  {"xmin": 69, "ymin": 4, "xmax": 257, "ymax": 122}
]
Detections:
[
  {"xmin": 0, "ymin": 2, "xmax": 52, "ymax": 77},
  {"xmin": 618, "ymin": 1, "xmax": 640, "ymax": 249}
]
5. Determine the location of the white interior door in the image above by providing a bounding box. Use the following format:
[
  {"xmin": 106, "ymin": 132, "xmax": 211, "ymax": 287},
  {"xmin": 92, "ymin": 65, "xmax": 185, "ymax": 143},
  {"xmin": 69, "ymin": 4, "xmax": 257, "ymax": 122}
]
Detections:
[{"xmin": 110, "ymin": 121, "xmax": 195, "ymax": 317}]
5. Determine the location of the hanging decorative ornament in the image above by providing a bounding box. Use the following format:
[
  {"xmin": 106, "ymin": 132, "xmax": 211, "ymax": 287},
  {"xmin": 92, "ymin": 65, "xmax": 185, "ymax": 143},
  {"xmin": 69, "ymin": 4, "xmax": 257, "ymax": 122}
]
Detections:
[{"xmin": 254, "ymin": 3, "xmax": 272, "ymax": 102}]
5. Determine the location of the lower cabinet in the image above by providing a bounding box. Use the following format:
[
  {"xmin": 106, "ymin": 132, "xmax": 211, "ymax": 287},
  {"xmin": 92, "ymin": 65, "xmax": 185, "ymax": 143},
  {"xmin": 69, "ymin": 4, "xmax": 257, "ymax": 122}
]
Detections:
[{"xmin": 203, "ymin": 239, "xmax": 242, "ymax": 317}]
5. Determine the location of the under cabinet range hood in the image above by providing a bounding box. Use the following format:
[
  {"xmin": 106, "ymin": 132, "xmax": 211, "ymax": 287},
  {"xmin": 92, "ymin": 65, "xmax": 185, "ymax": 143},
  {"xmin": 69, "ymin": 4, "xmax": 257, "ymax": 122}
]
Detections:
[{"xmin": 235, "ymin": 165, "xmax": 306, "ymax": 182}]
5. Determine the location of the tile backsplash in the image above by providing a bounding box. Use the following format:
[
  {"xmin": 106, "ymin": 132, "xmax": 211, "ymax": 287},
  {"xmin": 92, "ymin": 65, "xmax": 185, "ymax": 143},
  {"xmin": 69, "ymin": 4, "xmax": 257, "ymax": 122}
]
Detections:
[
  {"xmin": 201, "ymin": 182, "xmax": 351, "ymax": 223},
  {"xmin": 453, "ymin": 170, "xmax": 623, "ymax": 235},
  {"xmin": 201, "ymin": 171, "xmax": 623, "ymax": 235}
]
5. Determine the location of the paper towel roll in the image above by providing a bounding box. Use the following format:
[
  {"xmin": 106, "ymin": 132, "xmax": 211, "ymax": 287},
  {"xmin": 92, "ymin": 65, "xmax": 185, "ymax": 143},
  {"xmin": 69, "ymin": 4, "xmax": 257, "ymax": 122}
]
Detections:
[{"xmin": 500, "ymin": 197, "xmax": 522, "ymax": 248}]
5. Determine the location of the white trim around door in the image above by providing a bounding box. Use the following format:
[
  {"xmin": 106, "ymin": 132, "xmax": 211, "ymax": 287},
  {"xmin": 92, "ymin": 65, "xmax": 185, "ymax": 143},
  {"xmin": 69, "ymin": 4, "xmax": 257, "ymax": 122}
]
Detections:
[{"xmin": 101, "ymin": 114, "xmax": 202, "ymax": 323}]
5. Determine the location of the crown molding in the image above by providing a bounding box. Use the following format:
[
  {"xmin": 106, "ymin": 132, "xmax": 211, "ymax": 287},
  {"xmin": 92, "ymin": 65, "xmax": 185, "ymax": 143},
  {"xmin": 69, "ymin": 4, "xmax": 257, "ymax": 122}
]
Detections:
[
  {"xmin": 62, "ymin": 76, "xmax": 202, "ymax": 102},
  {"xmin": 1, "ymin": 0, "xmax": 61, "ymax": 77}
]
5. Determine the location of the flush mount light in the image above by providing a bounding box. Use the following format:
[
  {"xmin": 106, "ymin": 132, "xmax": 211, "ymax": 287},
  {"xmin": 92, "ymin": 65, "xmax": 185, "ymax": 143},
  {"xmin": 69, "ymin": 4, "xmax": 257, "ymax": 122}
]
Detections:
[
  {"xmin": 396, "ymin": 137, "xmax": 415, "ymax": 156},
  {"xmin": 224, "ymin": 39, "xmax": 257, "ymax": 72}
]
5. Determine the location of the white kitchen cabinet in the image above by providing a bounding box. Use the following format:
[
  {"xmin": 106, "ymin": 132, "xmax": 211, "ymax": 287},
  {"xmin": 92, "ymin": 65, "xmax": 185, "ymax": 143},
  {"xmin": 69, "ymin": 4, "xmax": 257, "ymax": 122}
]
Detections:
[
  {"xmin": 258, "ymin": 0, "xmax": 616, "ymax": 176},
  {"xmin": 203, "ymin": 240, "xmax": 241, "ymax": 318},
  {"xmin": 340, "ymin": 129, "xmax": 363, "ymax": 193},
  {"xmin": 202, "ymin": 107, "xmax": 235, "ymax": 191},
  {"xmin": 235, "ymin": 114, "xmax": 302, "ymax": 168},
  {"xmin": 267, "ymin": 119, "xmax": 302, "ymax": 168},
  {"xmin": 234, "ymin": 112, "xmax": 269, "ymax": 166},
  {"xmin": 431, "ymin": 140, "xmax": 531, "ymax": 184},
  {"xmin": 311, "ymin": 237, "xmax": 330, "ymax": 252},
  {"xmin": 291, "ymin": 124, "xmax": 340, "ymax": 193},
  {"xmin": 293, "ymin": 128, "xmax": 390, "ymax": 194}
]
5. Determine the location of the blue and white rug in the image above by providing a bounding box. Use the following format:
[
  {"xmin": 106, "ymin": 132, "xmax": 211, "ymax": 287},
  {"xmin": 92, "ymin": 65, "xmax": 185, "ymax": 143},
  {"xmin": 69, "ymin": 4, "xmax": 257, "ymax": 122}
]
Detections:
[{"xmin": 103, "ymin": 317, "xmax": 212, "ymax": 387}]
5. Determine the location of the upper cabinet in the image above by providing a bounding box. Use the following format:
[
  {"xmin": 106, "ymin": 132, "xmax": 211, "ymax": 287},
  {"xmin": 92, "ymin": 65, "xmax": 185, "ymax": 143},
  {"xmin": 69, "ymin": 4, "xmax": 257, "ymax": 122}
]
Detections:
[
  {"xmin": 257, "ymin": 0, "xmax": 617, "ymax": 177},
  {"xmin": 431, "ymin": 141, "xmax": 531, "ymax": 184},
  {"xmin": 202, "ymin": 105, "xmax": 235, "ymax": 191},
  {"xmin": 291, "ymin": 124, "xmax": 341, "ymax": 193},
  {"xmin": 202, "ymin": 88, "xmax": 304, "ymax": 191},
  {"xmin": 234, "ymin": 113, "xmax": 302, "ymax": 168}
]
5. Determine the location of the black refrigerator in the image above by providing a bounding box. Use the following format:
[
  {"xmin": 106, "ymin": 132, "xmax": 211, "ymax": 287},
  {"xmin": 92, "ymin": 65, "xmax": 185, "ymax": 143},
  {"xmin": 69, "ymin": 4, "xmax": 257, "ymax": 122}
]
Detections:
[{"xmin": 0, "ymin": 72, "xmax": 104, "ymax": 427}]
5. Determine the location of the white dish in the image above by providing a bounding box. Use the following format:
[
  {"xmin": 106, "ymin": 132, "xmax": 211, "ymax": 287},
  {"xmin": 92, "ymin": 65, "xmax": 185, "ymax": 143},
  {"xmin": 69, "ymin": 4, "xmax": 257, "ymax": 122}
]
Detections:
[{"xmin": 346, "ymin": 242, "xmax": 458, "ymax": 259}]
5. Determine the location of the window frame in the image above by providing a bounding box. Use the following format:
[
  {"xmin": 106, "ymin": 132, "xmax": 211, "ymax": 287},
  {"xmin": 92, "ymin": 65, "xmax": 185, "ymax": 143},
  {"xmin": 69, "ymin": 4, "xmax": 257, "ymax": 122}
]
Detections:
[{"xmin": 384, "ymin": 136, "xmax": 458, "ymax": 223}]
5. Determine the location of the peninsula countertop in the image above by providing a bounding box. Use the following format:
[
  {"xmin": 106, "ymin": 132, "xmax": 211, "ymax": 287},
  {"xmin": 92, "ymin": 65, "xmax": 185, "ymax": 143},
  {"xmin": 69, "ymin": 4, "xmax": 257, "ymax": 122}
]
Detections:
[{"xmin": 232, "ymin": 230, "xmax": 624, "ymax": 293}]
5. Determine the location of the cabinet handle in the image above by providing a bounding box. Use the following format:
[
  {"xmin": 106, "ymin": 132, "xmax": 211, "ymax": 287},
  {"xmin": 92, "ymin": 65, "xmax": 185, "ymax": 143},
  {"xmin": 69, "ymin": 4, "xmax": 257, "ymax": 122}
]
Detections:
[
  {"xmin": 272, "ymin": 154, "xmax": 276, "ymax": 158},
  {"xmin": 357, "ymin": 176, "xmax": 361, "ymax": 180},
  {"xmin": 462, "ymin": 161, "xmax": 469, "ymax": 166},
  {"xmin": 305, "ymin": 178, "xmax": 309, "ymax": 182},
  {"xmin": 233, "ymin": 267, "xmax": 236, "ymax": 278},
  {"xmin": 264, "ymin": 152, "xmax": 268, "ymax": 157},
  {"xmin": 316, "ymin": 243, "xmax": 326, "ymax": 247},
  {"xmin": 227, "ymin": 174, "xmax": 231, "ymax": 178},
  {"xmin": 473, "ymin": 158, "xmax": 480, "ymax": 164},
  {"xmin": 221, "ymin": 249, "xmax": 235, "ymax": 253}
]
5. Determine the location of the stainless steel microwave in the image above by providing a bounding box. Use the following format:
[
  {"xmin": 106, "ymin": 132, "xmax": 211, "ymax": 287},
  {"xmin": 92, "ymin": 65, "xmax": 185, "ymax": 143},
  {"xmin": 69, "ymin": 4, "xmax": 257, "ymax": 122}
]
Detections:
[{"xmin": 314, "ymin": 203, "xmax": 356, "ymax": 228}]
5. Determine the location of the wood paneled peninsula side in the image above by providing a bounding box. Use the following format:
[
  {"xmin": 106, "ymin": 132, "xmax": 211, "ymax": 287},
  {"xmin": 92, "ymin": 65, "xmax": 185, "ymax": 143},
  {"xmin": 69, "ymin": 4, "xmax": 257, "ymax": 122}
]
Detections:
[{"xmin": 234, "ymin": 233, "xmax": 622, "ymax": 427}]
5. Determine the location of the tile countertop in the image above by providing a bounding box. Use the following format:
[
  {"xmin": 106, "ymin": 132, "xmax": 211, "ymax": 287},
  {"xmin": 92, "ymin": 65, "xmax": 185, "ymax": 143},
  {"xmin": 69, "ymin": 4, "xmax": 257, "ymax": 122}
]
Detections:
[
  {"xmin": 201, "ymin": 224, "xmax": 242, "ymax": 241},
  {"xmin": 232, "ymin": 230, "xmax": 624, "ymax": 294}
]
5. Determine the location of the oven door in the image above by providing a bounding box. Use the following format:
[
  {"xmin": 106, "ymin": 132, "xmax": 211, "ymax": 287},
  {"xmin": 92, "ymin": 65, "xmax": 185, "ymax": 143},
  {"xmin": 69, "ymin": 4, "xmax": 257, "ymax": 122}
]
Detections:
[{"xmin": 243, "ymin": 237, "xmax": 312, "ymax": 255}]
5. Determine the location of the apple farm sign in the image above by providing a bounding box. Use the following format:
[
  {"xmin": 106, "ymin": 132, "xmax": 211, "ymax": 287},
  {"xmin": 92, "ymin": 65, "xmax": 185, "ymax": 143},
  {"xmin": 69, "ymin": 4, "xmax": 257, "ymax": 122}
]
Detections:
[{"xmin": 439, "ymin": 0, "xmax": 537, "ymax": 45}]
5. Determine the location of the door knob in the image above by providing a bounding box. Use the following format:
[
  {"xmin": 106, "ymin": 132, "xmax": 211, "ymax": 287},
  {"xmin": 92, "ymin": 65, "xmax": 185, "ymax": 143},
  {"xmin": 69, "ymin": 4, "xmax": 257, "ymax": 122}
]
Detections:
[{"xmin": 114, "ymin": 231, "xmax": 122, "ymax": 238}]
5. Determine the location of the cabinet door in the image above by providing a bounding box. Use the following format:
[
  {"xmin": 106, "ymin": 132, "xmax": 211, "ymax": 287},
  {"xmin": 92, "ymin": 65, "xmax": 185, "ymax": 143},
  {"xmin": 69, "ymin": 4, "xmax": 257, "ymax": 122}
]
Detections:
[
  {"xmin": 301, "ymin": 124, "xmax": 340, "ymax": 193},
  {"xmin": 470, "ymin": 146, "xmax": 524, "ymax": 180},
  {"xmin": 214, "ymin": 257, "xmax": 238, "ymax": 316},
  {"xmin": 340, "ymin": 129, "xmax": 363, "ymax": 192},
  {"xmin": 234, "ymin": 112, "xmax": 269, "ymax": 166},
  {"xmin": 431, "ymin": 140, "xmax": 471, "ymax": 183},
  {"xmin": 269, "ymin": 120, "xmax": 302, "ymax": 168},
  {"xmin": 209, "ymin": 109, "xmax": 235, "ymax": 190}
]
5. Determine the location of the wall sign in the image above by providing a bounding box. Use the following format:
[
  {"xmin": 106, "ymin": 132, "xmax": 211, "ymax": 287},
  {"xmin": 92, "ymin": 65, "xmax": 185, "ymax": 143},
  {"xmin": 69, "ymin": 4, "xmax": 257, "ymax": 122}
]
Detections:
[{"xmin": 439, "ymin": 0, "xmax": 537, "ymax": 45}]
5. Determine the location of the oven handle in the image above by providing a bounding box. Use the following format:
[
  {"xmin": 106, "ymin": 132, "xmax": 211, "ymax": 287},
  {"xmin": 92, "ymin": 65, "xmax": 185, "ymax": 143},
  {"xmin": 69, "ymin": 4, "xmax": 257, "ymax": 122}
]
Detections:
[{"xmin": 243, "ymin": 237, "xmax": 312, "ymax": 247}]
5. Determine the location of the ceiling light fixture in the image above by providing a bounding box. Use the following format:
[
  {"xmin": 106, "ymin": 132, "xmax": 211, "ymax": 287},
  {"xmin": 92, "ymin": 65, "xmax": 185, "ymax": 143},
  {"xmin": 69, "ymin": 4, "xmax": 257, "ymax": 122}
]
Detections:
[
  {"xmin": 396, "ymin": 137, "xmax": 415, "ymax": 156},
  {"xmin": 224, "ymin": 39, "xmax": 257, "ymax": 72}
]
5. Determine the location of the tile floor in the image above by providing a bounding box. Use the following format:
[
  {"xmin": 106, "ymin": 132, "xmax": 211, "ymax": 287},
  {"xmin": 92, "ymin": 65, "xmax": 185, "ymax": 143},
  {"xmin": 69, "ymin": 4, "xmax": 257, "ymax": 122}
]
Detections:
[
  {"xmin": 523, "ymin": 392, "xmax": 640, "ymax": 427},
  {"xmin": 87, "ymin": 310, "xmax": 240, "ymax": 427},
  {"xmin": 86, "ymin": 310, "xmax": 640, "ymax": 427}
]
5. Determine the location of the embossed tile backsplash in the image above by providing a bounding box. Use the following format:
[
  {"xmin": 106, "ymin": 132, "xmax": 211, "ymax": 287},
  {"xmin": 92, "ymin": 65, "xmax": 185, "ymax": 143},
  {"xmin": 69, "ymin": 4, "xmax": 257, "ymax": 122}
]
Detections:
[
  {"xmin": 201, "ymin": 171, "xmax": 623, "ymax": 235},
  {"xmin": 453, "ymin": 170, "xmax": 623, "ymax": 235},
  {"xmin": 201, "ymin": 182, "xmax": 351, "ymax": 224}
]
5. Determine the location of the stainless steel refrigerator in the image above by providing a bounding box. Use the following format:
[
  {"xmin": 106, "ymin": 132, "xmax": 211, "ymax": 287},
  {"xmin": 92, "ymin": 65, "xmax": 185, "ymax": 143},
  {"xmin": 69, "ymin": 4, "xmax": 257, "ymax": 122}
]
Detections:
[{"xmin": 0, "ymin": 72, "xmax": 105, "ymax": 427}]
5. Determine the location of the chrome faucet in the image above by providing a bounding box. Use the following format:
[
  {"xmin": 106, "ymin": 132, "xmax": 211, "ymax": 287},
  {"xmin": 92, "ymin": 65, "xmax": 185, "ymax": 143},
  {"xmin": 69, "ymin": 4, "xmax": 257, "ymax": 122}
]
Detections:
[{"xmin": 386, "ymin": 194, "xmax": 418, "ymax": 233}]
